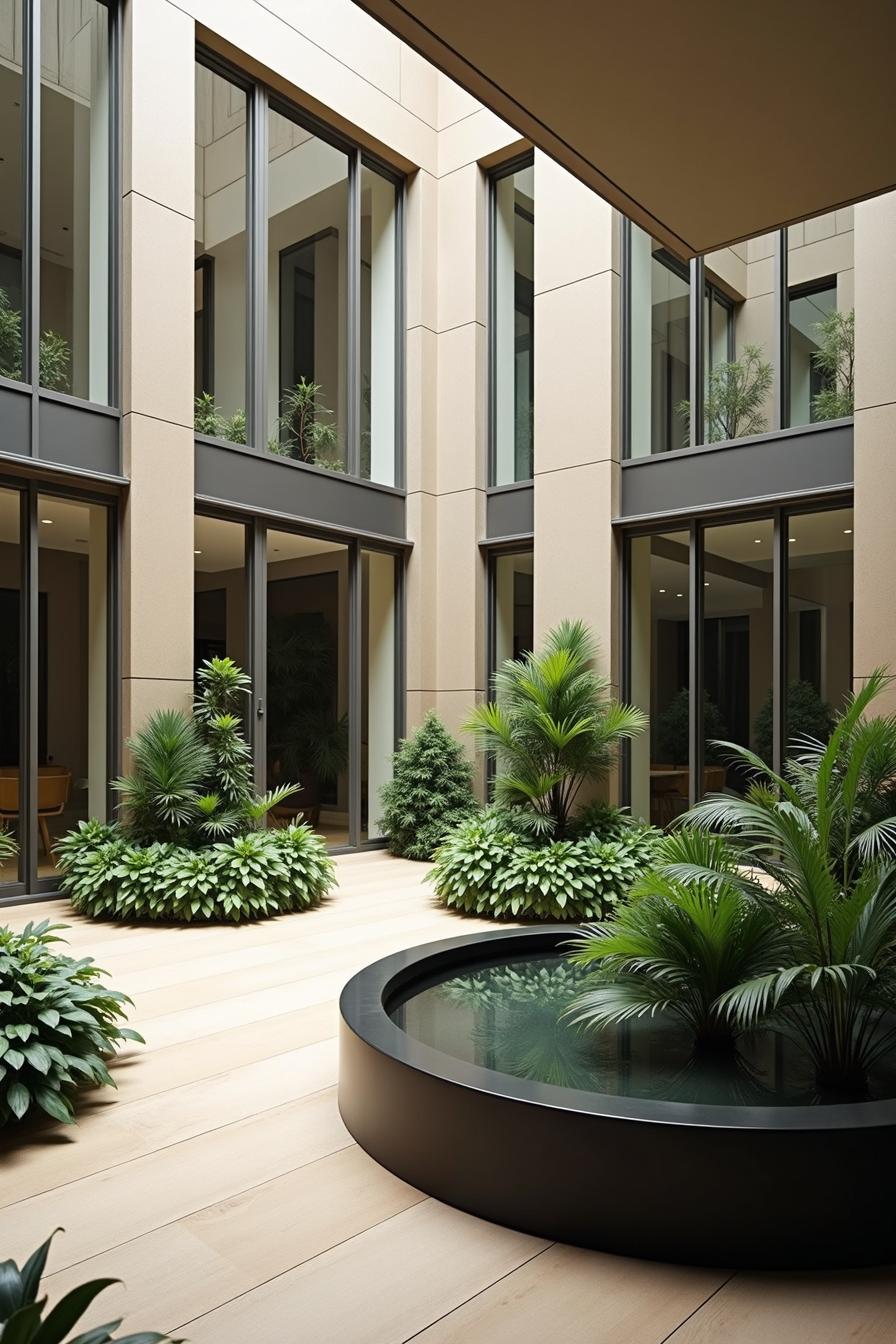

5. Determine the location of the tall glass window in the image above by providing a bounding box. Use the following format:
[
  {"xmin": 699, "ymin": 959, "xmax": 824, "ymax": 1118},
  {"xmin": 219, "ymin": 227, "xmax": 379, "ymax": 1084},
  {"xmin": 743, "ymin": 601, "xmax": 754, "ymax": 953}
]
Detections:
[
  {"xmin": 787, "ymin": 507, "xmax": 853, "ymax": 747},
  {"xmin": 491, "ymin": 160, "xmax": 534, "ymax": 484},
  {"xmin": 266, "ymin": 529, "xmax": 349, "ymax": 845},
  {"xmin": 36, "ymin": 495, "xmax": 108, "ymax": 880},
  {"xmin": 39, "ymin": 0, "xmax": 110, "ymax": 401},
  {"xmin": 787, "ymin": 208, "xmax": 854, "ymax": 427},
  {"xmin": 268, "ymin": 109, "xmax": 349, "ymax": 470},
  {"xmin": 0, "ymin": 488, "xmax": 22, "ymax": 886},
  {"xmin": 0, "ymin": 1, "xmax": 25, "ymax": 385},
  {"xmin": 628, "ymin": 530, "xmax": 690, "ymax": 825},
  {"xmin": 360, "ymin": 165, "xmax": 398, "ymax": 486},
  {"xmin": 361, "ymin": 549, "xmax": 397, "ymax": 842},
  {"xmin": 194, "ymin": 63, "xmax": 247, "ymax": 443},
  {"xmin": 702, "ymin": 519, "xmax": 773, "ymax": 784},
  {"xmin": 628, "ymin": 225, "xmax": 690, "ymax": 455},
  {"xmin": 194, "ymin": 516, "xmax": 247, "ymax": 670},
  {"xmin": 490, "ymin": 550, "xmax": 533, "ymax": 677}
]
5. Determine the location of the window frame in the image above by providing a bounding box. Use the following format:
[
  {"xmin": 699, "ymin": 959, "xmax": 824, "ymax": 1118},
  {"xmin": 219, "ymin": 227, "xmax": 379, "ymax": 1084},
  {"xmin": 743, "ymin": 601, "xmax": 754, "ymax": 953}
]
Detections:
[{"xmin": 487, "ymin": 151, "xmax": 536, "ymax": 488}]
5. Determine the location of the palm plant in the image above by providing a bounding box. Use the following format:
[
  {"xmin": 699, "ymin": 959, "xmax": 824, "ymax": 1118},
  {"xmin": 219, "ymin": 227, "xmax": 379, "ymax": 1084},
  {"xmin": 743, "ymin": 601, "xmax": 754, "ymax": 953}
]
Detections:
[
  {"xmin": 666, "ymin": 669, "xmax": 896, "ymax": 1094},
  {"xmin": 0, "ymin": 1230, "xmax": 179, "ymax": 1342},
  {"xmin": 466, "ymin": 620, "xmax": 646, "ymax": 839},
  {"xmin": 113, "ymin": 709, "xmax": 211, "ymax": 844},
  {"xmin": 566, "ymin": 830, "xmax": 789, "ymax": 1049}
]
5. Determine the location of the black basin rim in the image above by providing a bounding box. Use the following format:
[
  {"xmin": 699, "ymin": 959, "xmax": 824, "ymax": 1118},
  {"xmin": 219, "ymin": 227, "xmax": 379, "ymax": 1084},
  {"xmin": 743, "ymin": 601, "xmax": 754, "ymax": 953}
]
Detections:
[{"xmin": 338, "ymin": 924, "xmax": 896, "ymax": 1131}]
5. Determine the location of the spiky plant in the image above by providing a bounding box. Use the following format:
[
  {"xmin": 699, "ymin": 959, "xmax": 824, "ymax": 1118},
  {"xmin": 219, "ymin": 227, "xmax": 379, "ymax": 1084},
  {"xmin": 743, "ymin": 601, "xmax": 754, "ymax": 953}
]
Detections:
[
  {"xmin": 566, "ymin": 830, "xmax": 789, "ymax": 1048},
  {"xmin": 275, "ymin": 377, "xmax": 341, "ymax": 467},
  {"xmin": 194, "ymin": 392, "xmax": 248, "ymax": 444},
  {"xmin": 678, "ymin": 343, "xmax": 773, "ymax": 444},
  {"xmin": 0, "ymin": 286, "xmax": 71, "ymax": 391},
  {"xmin": 113, "ymin": 710, "xmax": 212, "ymax": 845},
  {"xmin": 811, "ymin": 308, "xmax": 854, "ymax": 421},
  {"xmin": 666, "ymin": 669, "xmax": 896, "ymax": 1094},
  {"xmin": 466, "ymin": 620, "xmax": 647, "ymax": 839},
  {"xmin": 379, "ymin": 712, "xmax": 477, "ymax": 860},
  {"xmin": 0, "ymin": 1230, "xmax": 179, "ymax": 1342},
  {"xmin": 0, "ymin": 921, "xmax": 141, "ymax": 1126},
  {"xmin": 0, "ymin": 827, "xmax": 16, "ymax": 865}
]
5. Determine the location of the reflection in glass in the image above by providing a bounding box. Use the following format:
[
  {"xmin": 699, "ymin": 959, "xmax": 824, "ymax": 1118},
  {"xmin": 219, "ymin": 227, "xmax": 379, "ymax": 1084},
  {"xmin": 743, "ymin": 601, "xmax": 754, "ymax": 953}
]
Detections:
[
  {"xmin": 492, "ymin": 551, "xmax": 533, "ymax": 675},
  {"xmin": 0, "ymin": 1, "xmax": 24, "ymax": 385},
  {"xmin": 266, "ymin": 530, "xmax": 349, "ymax": 845},
  {"xmin": 702, "ymin": 519, "xmax": 773, "ymax": 785},
  {"xmin": 193, "ymin": 516, "xmax": 247, "ymax": 671},
  {"xmin": 703, "ymin": 235, "xmax": 776, "ymax": 443},
  {"xmin": 492, "ymin": 163, "xmax": 534, "ymax": 483},
  {"xmin": 360, "ymin": 166, "xmax": 398, "ymax": 485},
  {"xmin": 0, "ymin": 488, "xmax": 22, "ymax": 885},
  {"xmin": 36, "ymin": 496, "xmax": 108, "ymax": 879},
  {"xmin": 787, "ymin": 210, "xmax": 854, "ymax": 427},
  {"xmin": 361, "ymin": 550, "xmax": 397, "ymax": 842},
  {"xmin": 268, "ymin": 110, "xmax": 348, "ymax": 469},
  {"xmin": 628, "ymin": 225, "xmax": 690, "ymax": 455},
  {"xmin": 629, "ymin": 531, "xmax": 690, "ymax": 825},
  {"xmin": 786, "ymin": 508, "xmax": 853, "ymax": 754},
  {"xmin": 39, "ymin": 0, "xmax": 110, "ymax": 400},
  {"xmin": 194, "ymin": 64, "xmax": 247, "ymax": 441}
]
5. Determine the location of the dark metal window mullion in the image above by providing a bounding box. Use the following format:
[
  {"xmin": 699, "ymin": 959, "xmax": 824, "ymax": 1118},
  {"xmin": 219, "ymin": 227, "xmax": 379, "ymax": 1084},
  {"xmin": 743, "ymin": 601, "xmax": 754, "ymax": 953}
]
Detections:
[
  {"xmin": 22, "ymin": 486, "xmax": 38, "ymax": 889},
  {"xmin": 774, "ymin": 229, "xmax": 789, "ymax": 432},
  {"xmin": 24, "ymin": 0, "xmax": 40, "ymax": 435},
  {"xmin": 346, "ymin": 149, "xmax": 361, "ymax": 477},
  {"xmin": 620, "ymin": 217, "xmax": 632, "ymax": 461},
  {"xmin": 348, "ymin": 539, "xmax": 362, "ymax": 846},
  {"xmin": 688, "ymin": 255, "xmax": 705, "ymax": 448},
  {"xmin": 249, "ymin": 519, "xmax": 268, "ymax": 794},
  {"xmin": 247, "ymin": 83, "xmax": 268, "ymax": 454},
  {"xmin": 393, "ymin": 174, "xmax": 406, "ymax": 491},
  {"xmin": 619, "ymin": 530, "xmax": 632, "ymax": 808},
  {"xmin": 772, "ymin": 509, "xmax": 788, "ymax": 778},
  {"xmin": 108, "ymin": 0, "xmax": 122, "ymax": 408},
  {"xmin": 688, "ymin": 519, "xmax": 704, "ymax": 808}
]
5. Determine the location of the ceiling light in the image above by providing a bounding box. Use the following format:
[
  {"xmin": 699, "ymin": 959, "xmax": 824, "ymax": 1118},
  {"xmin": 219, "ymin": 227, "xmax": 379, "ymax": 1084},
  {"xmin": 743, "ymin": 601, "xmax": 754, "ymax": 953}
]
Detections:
[
  {"xmin": 676, "ymin": 592, "xmax": 684, "ymax": 598},
  {"xmin": 658, "ymin": 588, "xmax": 666, "ymax": 593},
  {"xmin": 704, "ymin": 581, "xmax": 710, "ymax": 587},
  {"xmin": 40, "ymin": 518, "xmax": 53, "ymax": 525},
  {"xmin": 843, "ymin": 528, "xmax": 853, "ymax": 535},
  {"xmin": 789, "ymin": 536, "xmax": 796, "ymax": 543},
  {"xmin": 194, "ymin": 549, "xmax": 202, "ymax": 555},
  {"xmin": 754, "ymin": 538, "xmax": 762, "ymax": 544}
]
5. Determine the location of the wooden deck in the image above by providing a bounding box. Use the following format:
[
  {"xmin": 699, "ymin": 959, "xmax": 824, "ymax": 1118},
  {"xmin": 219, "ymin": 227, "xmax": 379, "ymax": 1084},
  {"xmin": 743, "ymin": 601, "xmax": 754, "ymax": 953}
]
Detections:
[{"xmin": 2, "ymin": 850, "xmax": 895, "ymax": 1343}]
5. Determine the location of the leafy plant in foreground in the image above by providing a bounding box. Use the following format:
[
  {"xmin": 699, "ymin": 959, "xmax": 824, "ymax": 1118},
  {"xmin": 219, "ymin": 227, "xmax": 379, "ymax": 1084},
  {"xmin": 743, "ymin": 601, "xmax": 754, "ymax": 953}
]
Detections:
[
  {"xmin": 666, "ymin": 670, "xmax": 896, "ymax": 1094},
  {"xmin": 466, "ymin": 620, "xmax": 647, "ymax": 839},
  {"xmin": 0, "ymin": 921, "xmax": 140, "ymax": 1126},
  {"xmin": 0, "ymin": 1230, "xmax": 180, "ymax": 1342},
  {"xmin": 378, "ymin": 712, "xmax": 477, "ymax": 860}
]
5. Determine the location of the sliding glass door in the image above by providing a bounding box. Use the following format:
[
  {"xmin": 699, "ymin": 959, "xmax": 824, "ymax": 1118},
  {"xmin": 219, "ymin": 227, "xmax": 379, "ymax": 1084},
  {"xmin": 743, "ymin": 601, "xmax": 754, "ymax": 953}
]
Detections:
[{"xmin": 0, "ymin": 480, "xmax": 114, "ymax": 900}]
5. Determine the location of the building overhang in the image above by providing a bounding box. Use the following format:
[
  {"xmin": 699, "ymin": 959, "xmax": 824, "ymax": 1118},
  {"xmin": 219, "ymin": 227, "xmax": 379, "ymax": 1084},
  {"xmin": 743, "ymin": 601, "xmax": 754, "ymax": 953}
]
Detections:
[{"xmin": 356, "ymin": 0, "xmax": 896, "ymax": 258}]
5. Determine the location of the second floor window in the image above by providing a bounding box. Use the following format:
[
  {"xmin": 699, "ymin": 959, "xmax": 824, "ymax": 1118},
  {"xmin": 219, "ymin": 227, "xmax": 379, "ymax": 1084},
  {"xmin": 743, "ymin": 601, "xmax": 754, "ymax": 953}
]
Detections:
[{"xmin": 490, "ymin": 159, "xmax": 534, "ymax": 485}]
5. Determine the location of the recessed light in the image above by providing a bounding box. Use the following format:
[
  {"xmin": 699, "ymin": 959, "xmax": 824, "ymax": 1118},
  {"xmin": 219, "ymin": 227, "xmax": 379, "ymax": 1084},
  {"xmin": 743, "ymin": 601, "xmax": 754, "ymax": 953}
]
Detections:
[
  {"xmin": 658, "ymin": 588, "xmax": 666, "ymax": 594},
  {"xmin": 194, "ymin": 548, "xmax": 202, "ymax": 555},
  {"xmin": 843, "ymin": 528, "xmax": 852, "ymax": 535},
  {"xmin": 789, "ymin": 536, "xmax": 796, "ymax": 543},
  {"xmin": 676, "ymin": 592, "xmax": 684, "ymax": 598},
  {"xmin": 754, "ymin": 538, "xmax": 762, "ymax": 544},
  {"xmin": 40, "ymin": 518, "xmax": 53, "ymax": 525},
  {"xmin": 704, "ymin": 581, "xmax": 710, "ymax": 587}
]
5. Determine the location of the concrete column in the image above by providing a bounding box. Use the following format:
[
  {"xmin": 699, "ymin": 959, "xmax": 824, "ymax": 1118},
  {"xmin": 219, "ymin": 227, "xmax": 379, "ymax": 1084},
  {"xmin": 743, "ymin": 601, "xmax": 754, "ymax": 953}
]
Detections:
[
  {"xmin": 120, "ymin": 0, "xmax": 196, "ymax": 740},
  {"xmin": 853, "ymin": 192, "xmax": 896, "ymax": 711},
  {"xmin": 532, "ymin": 152, "xmax": 620, "ymax": 679}
]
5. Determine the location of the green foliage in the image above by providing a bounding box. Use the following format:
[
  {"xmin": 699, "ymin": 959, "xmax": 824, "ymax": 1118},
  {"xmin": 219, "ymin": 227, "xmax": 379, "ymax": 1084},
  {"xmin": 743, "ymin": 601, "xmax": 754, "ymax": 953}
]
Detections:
[
  {"xmin": 274, "ymin": 378, "xmax": 343, "ymax": 469},
  {"xmin": 467, "ymin": 620, "xmax": 647, "ymax": 839},
  {"xmin": 566, "ymin": 830, "xmax": 789, "ymax": 1047},
  {"xmin": 266, "ymin": 615, "xmax": 349, "ymax": 791},
  {"xmin": 811, "ymin": 308, "xmax": 854, "ymax": 421},
  {"xmin": 672, "ymin": 670, "xmax": 896, "ymax": 1094},
  {"xmin": 0, "ymin": 287, "xmax": 72, "ymax": 391},
  {"xmin": 378, "ymin": 712, "xmax": 477, "ymax": 860},
  {"xmin": 113, "ymin": 657, "xmax": 297, "ymax": 845},
  {"xmin": 753, "ymin": 679, "xmax": 834, "ymax": 766},
  {"xmin": 0, "ymin": 1229, "xmax": 180, "ymax": 1342},
  {"xmin": 656, "ymin": 687, "xmax": 728, "ymax": 765},
  {"xmin": 56, "ymin": 820, "xmax": 335, "ymax": 923},
  {"xmin": 679, "ymin": 343, "xmax": 773, "ymax": 444},
  {"xmin": 0, "ymin": 827, "xmax": 17, "ymax": 863},
  {"xmin": 0, "ymin": 920, "xmax": 141, "ymax": 1127},
  {"xmin": 193, "ymin": 391, "xmax": 248, "ymax": 444},
  {"xmin": 430, "ymin": 807, "xmax": 660, "ymax": 921}
]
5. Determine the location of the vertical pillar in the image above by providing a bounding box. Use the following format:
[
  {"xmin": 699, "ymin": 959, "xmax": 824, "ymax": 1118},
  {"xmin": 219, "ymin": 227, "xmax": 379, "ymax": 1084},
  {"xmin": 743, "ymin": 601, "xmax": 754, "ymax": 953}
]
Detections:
[
  {"xmin": 853, "ymin": 194, "xmax": 896, "ymax": 712},
  {"xmin": 120, "ymin": 0, "xmax": 196, "ymax": 740}
]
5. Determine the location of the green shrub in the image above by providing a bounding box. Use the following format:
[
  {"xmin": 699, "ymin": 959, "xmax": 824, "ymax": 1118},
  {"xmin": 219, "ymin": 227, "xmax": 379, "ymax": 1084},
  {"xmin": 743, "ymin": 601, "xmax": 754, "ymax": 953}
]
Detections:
[
  {"xmin": 0, "ymin": 827, "xmax": 16, "ymax": 864},
  {"xmin": 0, "ymin": 1229, "xmax": 180, "ymax": 1342},
  {"xmin": 811, "ymin": 308, "xmax": 854, "ymax": 421},
  {"xmin": 430, "ymin": 808, "xmax": 660, "ymax": 921},
  {"xmin": 467, "ymin": 620, "xmax": 646, "ymax": 839},
  {"xmin": 194, "ymin": 391, "xmax": 248, "ymax": 444},
  {"xmin": 57, "ymin": 821, "xmax": 335, "ymax": 923},
  {"xmin": 754, "ymin": 678, "xmax": 834, "ymax": 765},
  {"xmin": 656, "ymin": 687, "xmax": 727, "ymax": 765},
  {"xmin": 378, "ymin": 712, "xmax": 477, "ymax": 860},
  {"xmin": 0, "ymin": 920, "xmax": 141, "ymax": 1126}
]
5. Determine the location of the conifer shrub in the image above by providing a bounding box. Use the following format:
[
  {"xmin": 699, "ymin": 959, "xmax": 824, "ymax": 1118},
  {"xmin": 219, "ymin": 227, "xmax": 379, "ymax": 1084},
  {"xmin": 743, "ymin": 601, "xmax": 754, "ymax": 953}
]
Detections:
[{"xmin": 378, "ymin": 712, "xmax": 477, "ymax": 861}]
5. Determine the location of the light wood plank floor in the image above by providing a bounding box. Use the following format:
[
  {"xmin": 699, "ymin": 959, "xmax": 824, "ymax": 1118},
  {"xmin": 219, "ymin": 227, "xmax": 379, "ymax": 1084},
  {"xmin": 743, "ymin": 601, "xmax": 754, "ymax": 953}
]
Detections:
[{"xmin": 2, "ymin": 851, "xmax": 895, "ymax": 1342}]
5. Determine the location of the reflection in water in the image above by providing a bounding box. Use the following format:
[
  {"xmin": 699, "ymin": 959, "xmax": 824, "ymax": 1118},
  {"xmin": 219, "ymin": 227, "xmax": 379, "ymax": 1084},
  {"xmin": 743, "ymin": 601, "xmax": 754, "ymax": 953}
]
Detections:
[{"xmin": 393, "ymin": 954, "xmax": 896, "ymax": 1106}]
